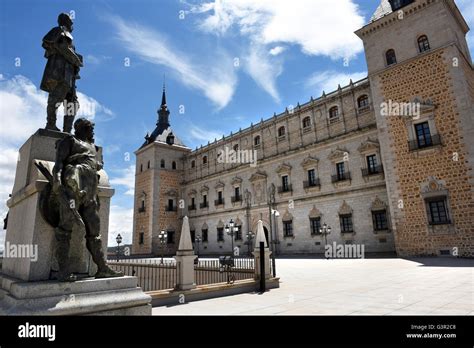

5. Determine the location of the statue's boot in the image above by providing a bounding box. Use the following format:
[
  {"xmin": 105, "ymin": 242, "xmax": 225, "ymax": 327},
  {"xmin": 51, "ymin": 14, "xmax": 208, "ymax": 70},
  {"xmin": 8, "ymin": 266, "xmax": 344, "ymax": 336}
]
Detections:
[
  {"xmin": 55, "ymin": 233, "xmax": 77, "ymax": 282},
  {"xmin": 45, "ymin": 105, "xmax": 60, "ymax": 132},
  {"xmin": 86, "ymin": 236, "xmax": 123, "ymax": 278},
  {"xmin": 63, "ymin": 115, "xmax": 75, "ymax": 133}
]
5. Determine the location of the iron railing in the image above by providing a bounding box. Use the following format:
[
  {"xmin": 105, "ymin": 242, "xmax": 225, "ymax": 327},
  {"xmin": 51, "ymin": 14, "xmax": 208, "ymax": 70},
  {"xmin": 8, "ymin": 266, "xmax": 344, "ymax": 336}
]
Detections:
[
  {"xmin": 194, "ymin": 258, "xmax": 255, "ymax": 286},
  {"xmin": 200, "ymin": 202, "xmax": 209, "ymax": 209},
  {"xmin": 231, "ymin": 195, "xmax": 242, "ymax": 202},
  {"xmin": 361, "ymin": 165, "xmax": 384, "ymax": 176},
  {"xmin": 303, "ymin": 178, "xmax": 321, "ymax": 188},
  {"xmin": 214, "ymin": 199, "xmax": 225, "ymax": 206},
  {"xmin": 278, "ymin": 184, "xmax": 292, "ymax": 193},
  {"xmin": 408, "ymin": 134, "xmax": 441, "ymax": 151},
  {"xmin": 331, "ymin": 172, "xmax": 351, "ymax": 183}
]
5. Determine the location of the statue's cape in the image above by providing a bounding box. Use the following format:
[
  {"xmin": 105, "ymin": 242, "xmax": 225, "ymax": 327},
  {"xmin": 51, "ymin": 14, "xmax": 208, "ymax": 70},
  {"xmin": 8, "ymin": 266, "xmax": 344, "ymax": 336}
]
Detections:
[{"xmin": 38, "ymin": 182, "xmax": 60, "ymax": 228}]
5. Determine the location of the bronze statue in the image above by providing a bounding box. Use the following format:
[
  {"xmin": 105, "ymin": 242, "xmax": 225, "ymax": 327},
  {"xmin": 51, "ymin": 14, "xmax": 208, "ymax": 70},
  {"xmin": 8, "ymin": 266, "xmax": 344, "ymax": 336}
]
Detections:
[
  {"xmin": 36, "ymin": 118, "xmax": 122, "ymax": 281},
  {"xmin": 40, "ymin": 13, "xmax": 83, "ymax": 133}
]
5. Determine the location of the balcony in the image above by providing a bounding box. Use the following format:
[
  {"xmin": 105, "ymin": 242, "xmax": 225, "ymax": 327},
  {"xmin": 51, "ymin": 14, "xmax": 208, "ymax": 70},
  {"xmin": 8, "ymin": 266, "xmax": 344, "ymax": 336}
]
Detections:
[
  {"xmin": 165, "ymin": 206, "xmax": 177, "ymax": 212},
  {"xmin": 231, "ymin": 195, "xmax": 242, "ymax": 203},
  {"xmin": 361, "ymin": 165, "xmax": 384, "ymax": 177},
  {"xmin": 188, "ymin": 204, "xmax": 196, "ymax": 211},
  {"xmin": 303, "ymin": 178, "xmax": 321, "ymax": 188},
  {"xmin": 200, "ymin": 202, "xmax": 209, "ymax": 209},
  {"xmin": 331, "ymin": 172, "xmax": 351, "ymax": 183},
  {"xmin": 278, "ymin": 184, "xmax": 293, "ymax": 193},
  {"xmin": 214, "ymin": 199, "xmax": 225, "ymax": 206},
  {"xmin": 408, "ymin": 134, "xmax": 441, "ymax": 151},
  {"xmin": 138, "ymin": 207, "xmax": 146, "ymax": 213}
]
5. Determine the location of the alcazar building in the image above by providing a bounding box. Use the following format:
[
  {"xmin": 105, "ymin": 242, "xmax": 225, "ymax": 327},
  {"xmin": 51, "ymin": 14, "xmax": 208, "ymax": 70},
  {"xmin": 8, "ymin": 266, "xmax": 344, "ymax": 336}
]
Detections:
[{"xmin": 131, "ymin": 0, "xmax": 473, "ymax": 257}]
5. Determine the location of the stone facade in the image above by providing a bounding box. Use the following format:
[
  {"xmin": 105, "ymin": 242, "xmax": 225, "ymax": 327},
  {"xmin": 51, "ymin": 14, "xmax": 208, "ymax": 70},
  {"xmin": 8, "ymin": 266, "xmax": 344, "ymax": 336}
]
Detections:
[{"xmin": 132, "ymin": 0, "xmax": 473, "ymax": 257}]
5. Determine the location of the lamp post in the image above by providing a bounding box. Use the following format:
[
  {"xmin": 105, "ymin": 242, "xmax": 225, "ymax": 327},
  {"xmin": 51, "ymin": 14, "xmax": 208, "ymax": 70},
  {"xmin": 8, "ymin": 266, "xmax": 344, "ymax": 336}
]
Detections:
[
  {"xmin": 319, "ymin": 223, "xmax": 332, "ymax": 257},
  {"xmin": 246, "ymin": 231, "xmax": 254, "ymax": 256},
  {"xmin": 158, "ymin": 230, "xmax": 168, "ymax": 264},
  {"xmin": 115, "ymin": 233, "xmax": 122, "ymax": 261},
  {"xmin": 272, "ymin": 209, "xmax": 280, "ymax": 257},
  {"xmin": 225, "ymin": 219, "xmax": 238, "ymax": 256},
  {"xmin": 267, "ymin": 184, "xmax": 277, "ymax": 277},
  {"xmin": 195, "ymin": 235, "xmax": 202, "ymax": 257}
]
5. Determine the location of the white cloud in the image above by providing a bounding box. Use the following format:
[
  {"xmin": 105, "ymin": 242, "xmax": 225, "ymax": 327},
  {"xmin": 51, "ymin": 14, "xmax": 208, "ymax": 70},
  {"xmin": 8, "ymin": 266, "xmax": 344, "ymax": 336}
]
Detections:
[
  {"xmin": 110, "ymin": 165, "xmax": 135, "ymax": 196},
  {"xmin": 108, "ymin": 16, "xmax": 237, "ymax": 110},
  {"xmin": 305, "ymin": 70, "xmax": 367, "ymax": 96},
  {"xmin": 269, "ymin": 46, "xmax": 285, "ymax": 56},
  {"xmin": 189, "ymin": 0, "xmax": 365, "ymax": 101},
  {"xmin": 189, "ymin": 124, "xmax": 223, "ymax": 143},
  {"xmin": 108, "ymin": 205, "xmax": 133, "ymax": 246}
]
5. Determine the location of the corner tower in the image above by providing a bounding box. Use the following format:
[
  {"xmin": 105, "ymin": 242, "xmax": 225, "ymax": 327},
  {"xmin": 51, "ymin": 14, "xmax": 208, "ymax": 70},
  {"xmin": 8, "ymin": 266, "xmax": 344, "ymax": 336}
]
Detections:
[
  {"xmin": 356, "ymin": 0, "xmax": 474, "ymax": 256},
  {"xmin": 132, "ymin": 84, "xmax": 190, "ymax": 255}
]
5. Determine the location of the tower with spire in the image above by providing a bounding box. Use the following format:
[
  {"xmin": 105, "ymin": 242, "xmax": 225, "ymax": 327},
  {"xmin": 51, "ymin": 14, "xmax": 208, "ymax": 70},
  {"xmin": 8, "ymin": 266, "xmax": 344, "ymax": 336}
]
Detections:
[{"xmin": 132, "ymin": 81, "xmax": 190, "ymax": 256}]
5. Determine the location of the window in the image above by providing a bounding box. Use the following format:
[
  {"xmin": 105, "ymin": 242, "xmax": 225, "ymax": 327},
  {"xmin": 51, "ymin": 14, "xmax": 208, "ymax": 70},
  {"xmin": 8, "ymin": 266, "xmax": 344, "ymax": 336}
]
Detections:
[
  {"xmin": 172, "ymin": 161, "xmax": 176, "ymax": 170},
  {"xmin": 167, "ymin": 231, "xmax": 175, "ymax": 244},
  {"xmin": 191, "ymin": 160, "xmax": 195, "ymax": 168},
  {"xmin": 190, "ymin": 197, "xmax": 196, "ymax": 210},
  {"xmin": 160, "ymin": 159, "xmax": 165, "ymax": 168},
  {"xmin": 235, "ymin": 225, "xmax": 242, "ymax": 241},
  {"xmin": 336, "ymin": 162, "xmax": 345, "ymax": 180},
  {"xmin": 426, "ymin": 198, "xmax": 450, "ymax": 225},
  {"xmin": 372, "ymin": 210, "xmax": 388, "ymax": 231},
  {"xmin": 310, "ymin": 217, "xmax": 321, "ymax": 235},
  {"xmin": 167, "ymin": 199, "xmax": 174, "ymax": 211},
  {"xmin": 233, "ymin": 144, "xmax": 239, "ymax": 152},
  {"xmin": 308, "ymin": 169, "xmax": 316, "ymax": 186},
  {"xmin": 367, "ymin": 155, "xmax": 378, "ymax": 174},
  {"xmin": 217, "ymin": 227, "xmax": 224, "ymax": 241},
  {"xmin": 140, "ymin": 164, "xmax": 143, "ymax": 172},
  {"xmin": 340, "ymin": 214, "xmax": 353, "ymax": 233},
  {"xmin": 254, "ymin": 135, "xmax": 261, "ymax": 146},
  {"xmin": 329, "ymin": 106, "xmax": 339, "ymax": 121},
  {"xmin": 415, "ymin": 122, "xmax": 432, "ymax": 148},
  {"xmin": 283, "ymin": 220, "xmax": 293, "ymax": 237},
  {"xmin": 139, "ymin": 232, "xmax": 144, "ymax": 245},
  {"xmin": 139, "ymin": 198, "xmax": 146, "ymax": 212},
  {"xmin": 282, "ymin": 175, "xmax": 290, "ymax": 192},
  {"xmin": 278, "ymin": 126, "xmax": 285, "ymax": 137},
  {"xmin": 302, "ymin": 116, "xmax": 311, "ymax": 128},
  {"xmin": 233, "ymin": 186, "xmax": 241, "ymax": 202},
  {"xmin": 386, "ymin": 49, "xmax": 397, "ymax": 66},
  {"xmin": 147, "ymin": 161, "xmax": 150, "ymax": 169},
  {"xmin": 216, "ymin": 191, "xmax": 223, "ymax": 205},
  {"xmin": 357, "ymin": 95, "xmax": 369, "ymax": 109},
  {"xmin": 202, "ymin": 229, "xmax": 208, "ymax": 242},
  {"xmin": 418, "ymin": 35, "xmax": 430, "ymax": 53},
  {"xmin": 203, "ymin": 156, "xmax": 208, "ymax": 165},
  {"xmin": 201, "ymin": 194, "xmax": 208, "ymax": 208},
  {"xmin": 190, "ymin": 230, "xmax": 196, "ymax": 243}
]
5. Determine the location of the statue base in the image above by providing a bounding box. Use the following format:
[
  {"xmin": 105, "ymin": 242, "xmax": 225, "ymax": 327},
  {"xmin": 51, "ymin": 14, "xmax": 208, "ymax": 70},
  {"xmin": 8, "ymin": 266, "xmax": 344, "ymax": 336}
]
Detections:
[{"xmin": 0, "ymin": 274, "xmax": 151, "ymax": 315}]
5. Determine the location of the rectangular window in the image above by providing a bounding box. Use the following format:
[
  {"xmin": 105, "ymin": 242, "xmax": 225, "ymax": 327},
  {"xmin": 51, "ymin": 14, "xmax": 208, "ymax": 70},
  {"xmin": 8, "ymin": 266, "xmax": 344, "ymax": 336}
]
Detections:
[
  {"xmin": 308, "ymin": 169, "xmax": 316, "ymax": 185},
  {"xmin": 427, "ymin": 198, "xmax": 450, "ymax": 225},
  {"xmin": 415, "ymin": 122, "xmax": 432, "ymax": 148},
  {"xmin": 202, "ymin": 229, "xmax": 208, "ymax": 242},
  {"xmin": 235, "ymin": 226, "xmax": 242, "ymax": 240},
  {"xmin": 283, "ymin": 220, "xmax": 293, "ymax": 237},
  {"xmin": 168, "ymin": 199, "xmax": 174, "ymax": 211},
  {"xmin": 203, "ymin": 195, "xmax": 207, "ymax": 204},
  {"xmin": 217, "ymin": 227, "xmax": 224, "ymax": 241},
  {"xmin": 367, "ymin": 155, "xmax": 377, "ymax": 174},
  {"xmin": 282, "ymin": 175, "xmax": 289, "ymax": 191},
  {"xmin": 310, "ymin": 217, "xmax": 321, "ymax": 235},
  {"xmin": 190, "ymin": 230, "xmax": 196, "ymax": 243},
  {"xmin": 139, "ymin": 232, "xmax": 144, "ymax": 245},
  {"xmin": 218, "ymin": 191, "xmax": 223, "ymax": 201},
  {"xmin": 336, "ymin": 162, "xmax": 345, "ymax": 180},
  {"xmin": 339, "ymin": 214, "xmax": 353, "ymax": 233},
  {"xmin": 372, "ymin": 210, "xmax": 388, "ymax": 231},
  {"xmin": 235, "ymin": 187, "xmax": 240, "ymax": 199},
  {"xmin": 167, "ymin": 231, "xmax": 175, "ymax": 244}
]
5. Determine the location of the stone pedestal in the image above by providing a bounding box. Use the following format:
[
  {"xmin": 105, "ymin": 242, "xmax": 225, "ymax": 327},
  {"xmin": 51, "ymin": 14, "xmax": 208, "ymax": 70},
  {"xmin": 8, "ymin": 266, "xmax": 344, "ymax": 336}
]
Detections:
[
  {"xmin": 173, "ymin": 216, "xmax": 197, "ymax": 290},
  {"xmin": 0, "ymin": 274, "xmax": 151, "ymax": 315},
  {"xmin": 253, "ymin": 220, "xmax": 272, "ymax": 280}
]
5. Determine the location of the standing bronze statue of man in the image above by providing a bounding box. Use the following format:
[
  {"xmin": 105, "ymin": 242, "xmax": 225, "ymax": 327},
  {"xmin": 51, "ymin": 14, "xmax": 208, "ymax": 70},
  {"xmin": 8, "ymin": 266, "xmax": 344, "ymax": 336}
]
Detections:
[
  {"xmin": 40, "ymin": 12, "xmax": 83, "ymax": 133},
  {"xmin": 37, "ymin": 118, "xmax": 123, "ymax": 281}
]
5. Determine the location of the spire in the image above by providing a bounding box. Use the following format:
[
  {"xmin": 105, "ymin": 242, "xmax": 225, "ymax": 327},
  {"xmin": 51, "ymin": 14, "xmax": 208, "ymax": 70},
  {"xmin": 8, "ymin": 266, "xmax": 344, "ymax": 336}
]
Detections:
[
  {"xmin": 161, "ymin": 76, "xmax": 167, "ymax": 108},
  {"xmin": 156, "ymin": 76, "xmax": 170, "ymax": 129}
]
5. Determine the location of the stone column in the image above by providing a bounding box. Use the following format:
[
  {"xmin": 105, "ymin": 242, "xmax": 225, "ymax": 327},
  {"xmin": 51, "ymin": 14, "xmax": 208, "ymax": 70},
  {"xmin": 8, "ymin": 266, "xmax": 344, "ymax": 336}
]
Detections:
[
  {"xmin": 174, "ymin": 216, "xmax": 197, "ymax": 290},
  {"xmin": 253, "ymin": 220, "xmax": 272, "ymax": 280}
]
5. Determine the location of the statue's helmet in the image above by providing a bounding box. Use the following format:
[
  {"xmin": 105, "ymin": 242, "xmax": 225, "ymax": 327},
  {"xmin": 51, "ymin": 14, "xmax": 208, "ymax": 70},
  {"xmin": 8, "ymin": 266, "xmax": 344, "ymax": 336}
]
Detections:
[{"xmin": 57, "ymin": 13, "xmax": 73, "ymax": 27}]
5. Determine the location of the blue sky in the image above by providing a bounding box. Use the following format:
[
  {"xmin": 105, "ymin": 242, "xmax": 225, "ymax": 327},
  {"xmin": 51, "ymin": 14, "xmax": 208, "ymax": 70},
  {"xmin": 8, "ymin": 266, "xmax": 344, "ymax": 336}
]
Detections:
[{"xmin": 0, "ymin": 0, "xmax": 472, "ymax": 247}]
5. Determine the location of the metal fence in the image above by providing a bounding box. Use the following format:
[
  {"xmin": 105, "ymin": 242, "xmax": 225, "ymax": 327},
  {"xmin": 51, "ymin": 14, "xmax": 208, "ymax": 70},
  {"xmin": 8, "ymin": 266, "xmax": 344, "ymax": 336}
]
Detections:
[
  {"xmin": 108, "ymin": 259, "xmax": 178, "ymax": 292},
  {"xmin": 194, "ymin": 258, "xmax": 255, "ymax": 286}
]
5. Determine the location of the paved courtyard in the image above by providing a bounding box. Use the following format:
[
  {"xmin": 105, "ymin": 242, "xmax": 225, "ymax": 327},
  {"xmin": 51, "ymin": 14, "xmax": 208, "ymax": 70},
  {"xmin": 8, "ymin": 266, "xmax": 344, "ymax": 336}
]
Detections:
[{"xmin": 152, "ymin": 257, "xmax": 474, "ymax": 315}]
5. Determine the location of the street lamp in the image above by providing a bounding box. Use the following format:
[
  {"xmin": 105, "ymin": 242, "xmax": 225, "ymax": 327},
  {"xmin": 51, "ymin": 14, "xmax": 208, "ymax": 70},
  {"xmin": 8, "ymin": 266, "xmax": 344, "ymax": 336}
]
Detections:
[
  {"xmin": 271, "ymin": 209, "xmax": 280, "ymax": 277},
  {"xmin": 158, "ymin": 230, "xmax": 168, "ymax": 264},
  {"xmin": 225, "ymin": 219, "xmax": 238, "ymax": 256},
  {"xmin": 195, "ymin": 234, "xmax": 202, "ymax": 257},
  {"xmin": 115, "ymin": 233, "xmax": 122, "ymax": 261},
  {"xmin": 245, "ymin": 231, "xmax": 254, "ymax": 256},
  {"xmin": 319, "ymin": 223, "xmax": 332, "ymax": 252}
]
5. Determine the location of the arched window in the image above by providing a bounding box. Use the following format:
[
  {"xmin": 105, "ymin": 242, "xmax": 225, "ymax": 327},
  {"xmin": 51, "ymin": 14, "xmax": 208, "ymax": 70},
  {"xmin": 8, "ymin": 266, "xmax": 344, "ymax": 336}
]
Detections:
[
  {"xmin": 278, "ymin": 126, "xmax": 285, "ymax": 137},
  {"xmin": 233, "ymin": 144, "xmax": 239, "ymax": 152},
  {"xmin": 203, "ymin": 156, "xmax": 208, "ymax": 165},
  {"xmin": 302, "ymin": 116, "xmax": 311, "ymax": 128},
  {"xmin": 417, "ymin": 35, "xmax": 430, "ymax": 53},
  {"xmin": 329, "ymin": 106, "xmax": 339, "ymax": 119},
  {"xmin": 254, "ymin": 135, "xmax": 261, "ymax": 146},
  {"xmin": 357, "ymin": 95, "xmax": 369, "ymax": 109},
  {"xmin": 160, "ymin": 159, "xmax": 165, "ymax": 168},
  {"xmin": 172, "ymin": 161, "xmax": 177, "ymax": 170},
  {"xmin": 386, "ymin": 49, "xmax": 397, "ymax": 66},
  {"xmin": 191, "ymin": 160, "xmax": 195, "ymax": 168}
]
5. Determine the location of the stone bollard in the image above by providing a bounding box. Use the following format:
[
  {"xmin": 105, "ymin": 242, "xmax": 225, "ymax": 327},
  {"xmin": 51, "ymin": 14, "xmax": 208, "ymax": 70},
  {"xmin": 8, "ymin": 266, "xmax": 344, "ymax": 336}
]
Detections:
[
  {"xmin": 174, "ymin": 216, "xmax": 197, "ymax": 290},
  {"xmin": 252, "ymin": 220, "xmax": 272, "ymax": 280}
]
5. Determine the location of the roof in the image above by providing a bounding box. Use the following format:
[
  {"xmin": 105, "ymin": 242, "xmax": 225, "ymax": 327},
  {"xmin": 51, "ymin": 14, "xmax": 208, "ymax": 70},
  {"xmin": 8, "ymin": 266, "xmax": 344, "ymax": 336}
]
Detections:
[{"xmin": 371, "ymin": 0, "xmax": 393, "ymax": 22}]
